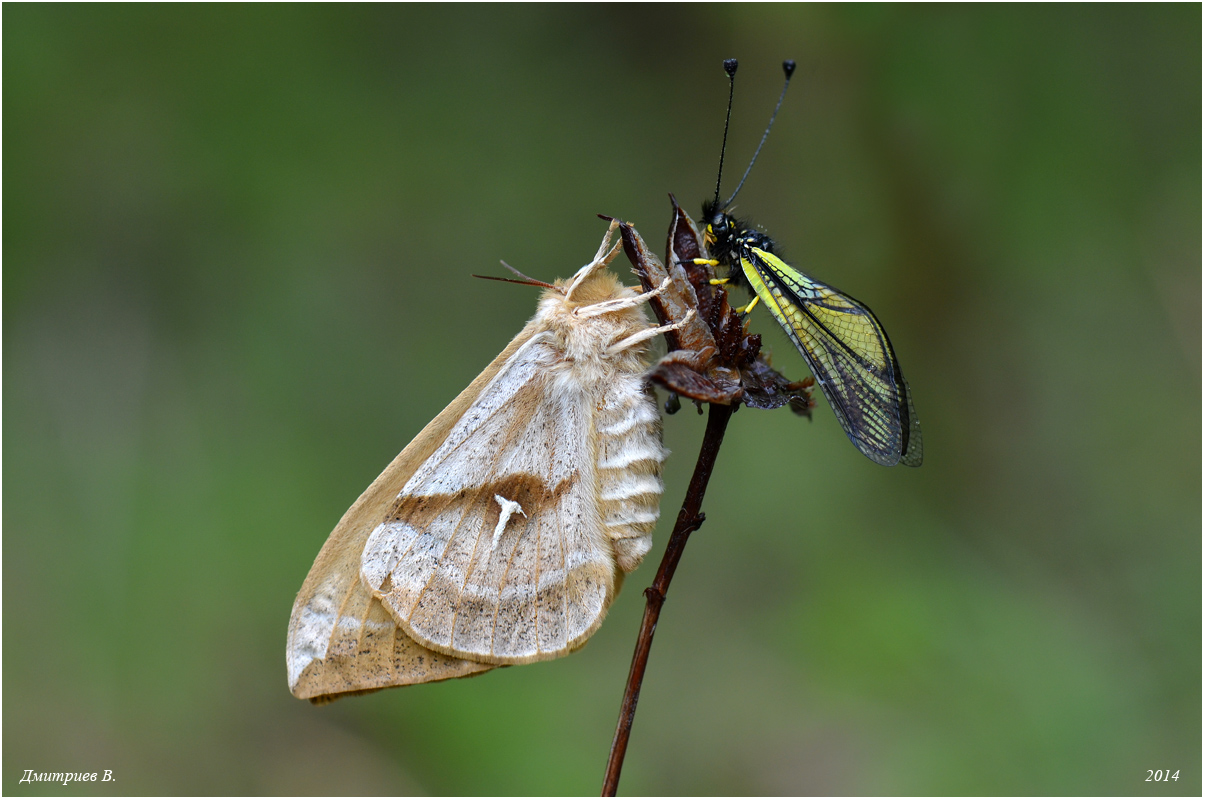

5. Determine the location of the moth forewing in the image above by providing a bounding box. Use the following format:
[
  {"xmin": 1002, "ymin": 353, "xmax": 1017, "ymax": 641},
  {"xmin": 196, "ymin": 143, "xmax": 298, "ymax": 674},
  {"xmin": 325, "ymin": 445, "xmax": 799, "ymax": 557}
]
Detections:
[
  {"xmin": 289, "ymin": 222, "xmax": 683, "ymax": 697},
  {"xmin": 287, "ymin": 321, "xmax": 544, "ymax": 700},
  {"xmin": 359, "ymin": 255, "xmax": 679, "ymax": 665}
]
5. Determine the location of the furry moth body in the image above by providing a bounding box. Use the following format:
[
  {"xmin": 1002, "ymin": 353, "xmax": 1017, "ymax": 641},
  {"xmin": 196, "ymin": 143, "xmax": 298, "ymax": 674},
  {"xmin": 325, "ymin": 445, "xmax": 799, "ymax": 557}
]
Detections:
[{"xmin": 287, "ymin": 222, "xmax": 688, "ymax": 701}]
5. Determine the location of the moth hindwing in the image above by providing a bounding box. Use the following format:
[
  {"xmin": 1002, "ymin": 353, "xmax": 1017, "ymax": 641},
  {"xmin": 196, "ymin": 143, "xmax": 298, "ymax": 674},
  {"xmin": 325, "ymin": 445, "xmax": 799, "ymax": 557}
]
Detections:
[{"xmin": 287, "ymin": 221, "xmax": 687, "ymax": 700}]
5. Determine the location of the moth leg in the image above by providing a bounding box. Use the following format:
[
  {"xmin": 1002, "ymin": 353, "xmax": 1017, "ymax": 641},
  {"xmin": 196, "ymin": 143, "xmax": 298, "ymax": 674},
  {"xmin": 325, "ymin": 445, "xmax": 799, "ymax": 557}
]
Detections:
[
  {"xmin": 566, "ymin": 220, "xmax": 624, "ymax": 300},
  {"xmin": 607, "ymin": 309, "xmax": 696, "ymax": 354},
  {"xmin": 692, "ymin": 258, "xmax": 720, "ymax": 267},
  {"xmin": 599, "ymin": 239, "xmax": 623, "ymax": 268},
  {"xmin": 709, "ymin": 278, "xmax": 730, "ymax": 286},
  {"xmin": 592, "ymin": 218, "xmax": 620, "ymax": 264},
  {"xmin": 623, "ymin": 276, "xmax": 673, "ymax": 307},
  {"xmin": 574, "ymin": 276, "xmax": 672, "ymax": 318}
]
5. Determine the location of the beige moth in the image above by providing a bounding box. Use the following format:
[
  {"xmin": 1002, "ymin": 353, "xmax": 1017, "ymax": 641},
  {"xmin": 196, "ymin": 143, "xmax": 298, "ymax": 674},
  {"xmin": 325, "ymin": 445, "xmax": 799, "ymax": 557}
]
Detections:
[{"xmin": 287, "ymin": 220, "xmax": 691, "ymax": 702}]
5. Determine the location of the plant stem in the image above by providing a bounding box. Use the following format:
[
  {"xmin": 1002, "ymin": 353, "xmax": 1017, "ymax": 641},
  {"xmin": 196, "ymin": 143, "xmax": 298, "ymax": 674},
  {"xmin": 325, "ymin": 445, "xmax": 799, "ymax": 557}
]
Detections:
[{"xmin": 601, "ymin": 402, "xmax": 734, "ymax": 796}]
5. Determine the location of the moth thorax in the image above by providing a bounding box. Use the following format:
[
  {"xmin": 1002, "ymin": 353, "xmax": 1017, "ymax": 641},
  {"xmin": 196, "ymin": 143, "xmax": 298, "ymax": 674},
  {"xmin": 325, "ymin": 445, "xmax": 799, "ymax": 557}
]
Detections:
[{"xmin": 541, "ymin": 285, "xmax": 651, "ymax": 366}]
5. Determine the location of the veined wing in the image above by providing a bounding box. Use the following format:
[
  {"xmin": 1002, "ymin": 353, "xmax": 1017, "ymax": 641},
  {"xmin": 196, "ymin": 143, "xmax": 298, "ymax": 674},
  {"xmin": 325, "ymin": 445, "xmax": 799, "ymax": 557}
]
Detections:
[
  {"xmin": 741, "ymin": 248, "xmax": 922, "ymax": 467},
  {"xmin": 286, "ymin": 321, "xmax": 549, "ymax": 700},
  {"xmin": 360, "ymin": 332, "xmax": 617, "ymax": 665},
  {"xmin": 288, "ymin": 568, "xmax": 494, "ymax": 702}
]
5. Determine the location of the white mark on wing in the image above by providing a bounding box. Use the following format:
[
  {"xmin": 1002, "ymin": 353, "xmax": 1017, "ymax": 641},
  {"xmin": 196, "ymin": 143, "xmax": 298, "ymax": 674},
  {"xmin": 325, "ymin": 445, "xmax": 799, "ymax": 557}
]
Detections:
[
  {"xmin": 491, "ymin": 494, "xmax": 527, "ymax": 551},
  {"xmin": 288, "ymin": 578, "xmax": 341, "ymax": 686}
]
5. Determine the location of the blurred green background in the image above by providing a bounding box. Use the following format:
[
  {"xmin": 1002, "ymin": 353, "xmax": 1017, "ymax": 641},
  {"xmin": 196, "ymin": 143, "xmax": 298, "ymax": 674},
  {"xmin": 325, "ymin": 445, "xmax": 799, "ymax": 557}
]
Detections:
[{"xmin": 5, "ymin": 4, "xmax": 1199, "ymax": 796}]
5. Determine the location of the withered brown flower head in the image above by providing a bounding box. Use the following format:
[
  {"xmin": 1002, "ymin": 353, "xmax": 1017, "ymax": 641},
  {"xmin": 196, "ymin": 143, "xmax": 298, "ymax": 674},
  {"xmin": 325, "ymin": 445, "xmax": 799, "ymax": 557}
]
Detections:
[{"xmin": 603, "ymin": 198, "xmax": 813, "ymax": 416}]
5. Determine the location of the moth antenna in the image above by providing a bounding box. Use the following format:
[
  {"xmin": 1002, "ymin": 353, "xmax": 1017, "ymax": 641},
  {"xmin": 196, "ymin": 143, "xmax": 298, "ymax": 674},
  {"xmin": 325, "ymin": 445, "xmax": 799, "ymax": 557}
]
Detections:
[
  {"xmin": 722, "ymin": 59, "xmax": 796, "ymax": 209},
  {"xmin": 712, "ymin": 58, "xmax": 739, "ymax": 210},
  {"xmin": 472, "ymin": 263, "xmax": 558, "ymax": 291},
  {"xmin": 500, "ymin": 260, "xmax": 557, "ymax": 289},
  {"xmin": 470, "ymin": 274, "xmax": 554, "ymax": 289}
]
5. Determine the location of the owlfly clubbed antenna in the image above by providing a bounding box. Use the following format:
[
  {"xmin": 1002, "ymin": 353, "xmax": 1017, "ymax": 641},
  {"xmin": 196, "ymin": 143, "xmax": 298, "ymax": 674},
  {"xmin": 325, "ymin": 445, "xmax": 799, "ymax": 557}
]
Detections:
[
  {"xmin": 718, "ymin": 59, "xmax": 797, "ymax": 210},
  {"xmin": 711, "ymin": 58, "xmax": 740, "ymax": 210}
]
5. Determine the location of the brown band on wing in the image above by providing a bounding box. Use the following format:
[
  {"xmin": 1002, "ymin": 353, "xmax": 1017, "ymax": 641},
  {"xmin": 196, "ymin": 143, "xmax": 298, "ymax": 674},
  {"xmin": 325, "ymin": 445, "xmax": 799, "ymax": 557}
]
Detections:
[
  {"xmin": 386, "ymin": 472, "xmax": 577, "ymax": 530},
  {"xmin": 374, "ymin": 472, "xmax": 586, "ymax": 662}
]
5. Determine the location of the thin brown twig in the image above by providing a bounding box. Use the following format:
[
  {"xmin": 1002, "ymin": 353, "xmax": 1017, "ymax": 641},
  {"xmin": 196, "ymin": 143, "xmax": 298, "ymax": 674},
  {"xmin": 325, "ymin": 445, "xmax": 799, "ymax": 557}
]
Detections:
[{"xmin": 601, "ymin": 401, "xmax": 734, "ymax": 796}]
